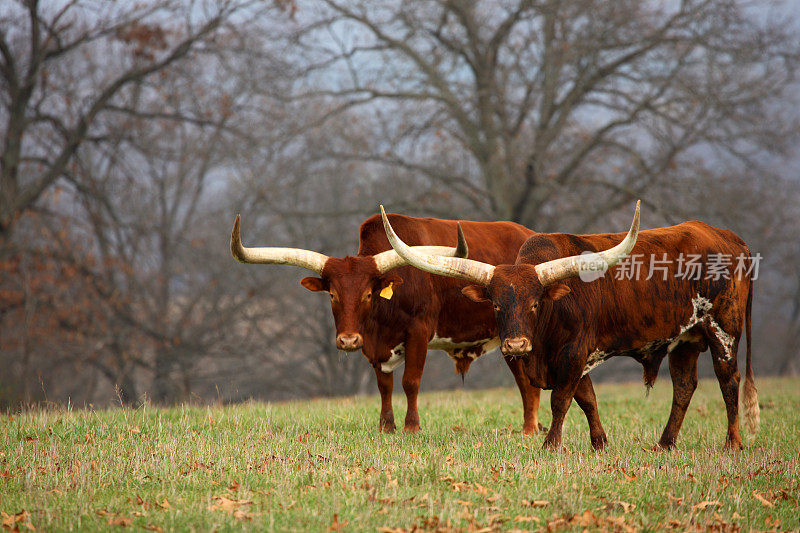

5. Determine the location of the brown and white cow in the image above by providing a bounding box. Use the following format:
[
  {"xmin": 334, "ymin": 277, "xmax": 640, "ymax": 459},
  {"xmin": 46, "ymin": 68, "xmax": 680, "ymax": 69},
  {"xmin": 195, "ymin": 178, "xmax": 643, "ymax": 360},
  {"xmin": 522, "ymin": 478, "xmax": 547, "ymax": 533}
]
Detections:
[
  {"xmin": 231, "ymin": 213, "xmax": 543, "ymax": 434},
  {"xmin": 382, "ymin": 203, "xmax": 759, "ymax": 450}
]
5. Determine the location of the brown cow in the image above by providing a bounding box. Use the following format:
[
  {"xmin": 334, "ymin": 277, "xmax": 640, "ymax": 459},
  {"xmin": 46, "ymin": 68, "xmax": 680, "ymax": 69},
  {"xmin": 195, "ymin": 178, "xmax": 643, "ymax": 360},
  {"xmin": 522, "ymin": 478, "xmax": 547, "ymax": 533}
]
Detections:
[
  {"xmin": 382, "ymin": 203, "xmax": 759, "ymax": 451},
  {"xmin": 231, "ymin": 213, "xmax": 543, "ymax": 434}
]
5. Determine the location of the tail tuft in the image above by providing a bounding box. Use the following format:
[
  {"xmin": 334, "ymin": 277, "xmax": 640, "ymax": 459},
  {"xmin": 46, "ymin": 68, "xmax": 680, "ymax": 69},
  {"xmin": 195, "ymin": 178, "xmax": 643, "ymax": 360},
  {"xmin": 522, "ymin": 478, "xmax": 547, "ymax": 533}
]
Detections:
[
  {"xmin": 743, "ymin": 273, "xmax": 759, "ymax": 435},
  {"xmin": 743, "ymin": 377, "xmax": 760, "ymax": 435}
]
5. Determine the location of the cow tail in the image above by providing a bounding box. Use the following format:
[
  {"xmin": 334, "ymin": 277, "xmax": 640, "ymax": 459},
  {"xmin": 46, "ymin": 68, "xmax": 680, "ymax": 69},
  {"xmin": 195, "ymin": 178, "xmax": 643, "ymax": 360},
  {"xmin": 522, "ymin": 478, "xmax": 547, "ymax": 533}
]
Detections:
[{"xmin": 742, "ymin": 276, "xmax": 759, "ymax": 435}]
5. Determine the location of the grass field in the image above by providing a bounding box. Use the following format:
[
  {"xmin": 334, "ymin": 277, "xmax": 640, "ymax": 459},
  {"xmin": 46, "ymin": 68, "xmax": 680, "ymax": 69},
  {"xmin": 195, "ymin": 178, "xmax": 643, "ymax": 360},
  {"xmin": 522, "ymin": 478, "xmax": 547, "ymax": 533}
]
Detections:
[{"xmin": 1, "ymin": 377, "xmax": 798, "ymax": 532}]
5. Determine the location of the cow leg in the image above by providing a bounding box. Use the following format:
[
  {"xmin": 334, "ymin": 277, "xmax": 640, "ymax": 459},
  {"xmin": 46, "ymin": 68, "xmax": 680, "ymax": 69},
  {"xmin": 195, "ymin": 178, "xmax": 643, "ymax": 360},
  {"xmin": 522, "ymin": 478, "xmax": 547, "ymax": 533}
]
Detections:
[
  {"xmin": 374, "ymin": 367, "xmax": 395, "ymax": 433},
  {"xmin": 706, "ymin": 328, "xmax": 743, "ymax": 451},
  {"xmin": 657, "ymin": 343, "xmax": 700, "ymax": 449},
  {"xmin": 543, "ymin": 380, "xmax": 581, "ymax": 450},
  {"xmin": 573, "ymin": 375, "xmax": 607, "ymax": 450},
  {"xmin": 401, "ymin": 329, "xmax": 429, "ymax": 433},
  {"xmin": 505, "ymin": 356, "xmax": 544, "ymax": 435}
]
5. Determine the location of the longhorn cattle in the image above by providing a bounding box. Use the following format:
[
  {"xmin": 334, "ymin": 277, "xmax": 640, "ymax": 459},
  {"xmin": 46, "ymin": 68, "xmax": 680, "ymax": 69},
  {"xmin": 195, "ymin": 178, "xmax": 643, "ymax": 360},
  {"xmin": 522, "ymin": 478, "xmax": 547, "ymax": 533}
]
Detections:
[
  {"xmin": 382, "ymin": 202, "xmax": 759, "ymax": 451},
  {"xmin": 231, "ymin": 214, "xmax": 543, "ymax": 434}
]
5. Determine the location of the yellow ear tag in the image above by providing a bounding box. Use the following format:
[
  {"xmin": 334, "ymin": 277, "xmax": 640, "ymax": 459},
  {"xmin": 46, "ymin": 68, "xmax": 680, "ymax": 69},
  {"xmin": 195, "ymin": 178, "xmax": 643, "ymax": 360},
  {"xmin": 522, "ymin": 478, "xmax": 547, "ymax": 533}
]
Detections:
[{"xmin": 380, "ymin": 282, "xmax": 394, "ymax": 300}]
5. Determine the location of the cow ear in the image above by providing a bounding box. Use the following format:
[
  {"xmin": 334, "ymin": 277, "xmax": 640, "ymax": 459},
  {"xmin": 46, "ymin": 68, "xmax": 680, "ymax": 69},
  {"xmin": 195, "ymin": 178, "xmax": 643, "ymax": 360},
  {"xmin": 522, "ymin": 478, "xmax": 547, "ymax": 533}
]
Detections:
[
  {"xmin": 544, "ymin": 283, "xmax": 570, "ymax": 301},
  {"xmin": 379, "ymin": 273, "xmax": 403, "ymax": 290},
  {"xmin": 301, "ymin": 277, "xmax": 328, "ymax": 293},
  {"xmin": 462, "ymin": 285, "xmax": 489, "ymax": 303}
]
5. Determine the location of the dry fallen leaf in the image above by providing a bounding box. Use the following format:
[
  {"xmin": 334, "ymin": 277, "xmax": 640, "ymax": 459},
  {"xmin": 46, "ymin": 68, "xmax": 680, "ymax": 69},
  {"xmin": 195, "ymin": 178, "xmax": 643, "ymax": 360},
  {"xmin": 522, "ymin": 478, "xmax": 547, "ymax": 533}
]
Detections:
[
  {"xmin": 620, "ymin": 467, "xmax": 637, "ymax": 482},
  {"xmin": 523, "ymin": 499, "xmax": 550, "ymax": 508},
  {"xmin": 752, "ymin": 490, "xmax": 775, "ymax": 508},
  {"xmin": 328, "ymin": 513, "xmax": 348, "ymax": 531},
  {"xmin": 667, "ymin": 493, "xmax": 684, "ymax": 505},
  {"xmin": 2, "ymin": 510, "xmax": 35, "ymax": 531},
  {"xmin": 108, "ymin": 516, "xmax": 132, "ymax": 527},
  {"xmin": 692, "ymin": 500, "xmax": 720, "ymax": 511},
  {"xmin": 207, "ymin": 496, "xmax": 252, "ymax": 515}
]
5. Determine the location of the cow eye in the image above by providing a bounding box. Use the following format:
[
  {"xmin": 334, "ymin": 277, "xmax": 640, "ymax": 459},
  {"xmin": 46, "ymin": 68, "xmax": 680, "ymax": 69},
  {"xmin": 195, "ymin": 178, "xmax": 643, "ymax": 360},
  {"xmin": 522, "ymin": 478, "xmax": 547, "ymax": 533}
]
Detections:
[
  {"xmin": 364, "ymin": 292, "xmax": 372, "ymax": 301},
  {"xmin": 531, "ymin": 301, "xmax": 539, "ymax": 311},
  {"xmin": 493, "ymin": 304, "xmax": 500, "ymax": 312}
]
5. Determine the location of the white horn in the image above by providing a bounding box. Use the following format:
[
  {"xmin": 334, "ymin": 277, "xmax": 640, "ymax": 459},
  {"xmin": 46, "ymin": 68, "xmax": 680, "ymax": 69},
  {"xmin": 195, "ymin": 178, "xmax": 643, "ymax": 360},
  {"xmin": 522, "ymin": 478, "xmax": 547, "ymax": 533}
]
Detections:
[
  {"xmin": 373, "ymin": 221, "xmax": 469, "ymax": 273},
  {"xmin": 534, "ymin": 200, "xmax": 640, "ymax": 286},
  {"xmin": 380, "ymin": 206, "xmax": 495, "ymax": 286},
  {"xmin": 231, "ymin": 214, "xmax": 329, "ymax": 274}
]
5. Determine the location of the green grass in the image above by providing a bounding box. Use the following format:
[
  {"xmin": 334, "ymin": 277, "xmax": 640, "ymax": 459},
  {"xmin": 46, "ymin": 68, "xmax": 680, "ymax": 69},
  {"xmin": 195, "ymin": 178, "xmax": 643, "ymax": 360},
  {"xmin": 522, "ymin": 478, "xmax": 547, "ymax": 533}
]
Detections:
[{"xmin": 1, "ymin": 377, "xmax": 798, "ymax": 532}]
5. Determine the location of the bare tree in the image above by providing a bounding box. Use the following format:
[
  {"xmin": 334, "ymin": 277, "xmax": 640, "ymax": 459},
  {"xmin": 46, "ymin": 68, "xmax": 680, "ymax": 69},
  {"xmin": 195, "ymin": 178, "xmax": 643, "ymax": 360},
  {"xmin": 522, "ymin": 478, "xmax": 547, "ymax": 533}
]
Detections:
[
  {"xmin": 281, "ymin": 0, "xmax": 798, "ymax": 229},
  {"xmin": 0, "ymin": 0, "xmax": 253, "ymax": 243}
]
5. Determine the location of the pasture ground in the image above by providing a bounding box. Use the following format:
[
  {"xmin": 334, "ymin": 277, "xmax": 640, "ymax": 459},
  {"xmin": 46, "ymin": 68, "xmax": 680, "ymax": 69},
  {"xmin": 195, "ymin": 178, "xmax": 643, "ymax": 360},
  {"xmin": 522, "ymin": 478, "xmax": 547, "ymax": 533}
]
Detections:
[{"xmin": 1, "ymin": 377, "xmax": 798, "ymax": 531}]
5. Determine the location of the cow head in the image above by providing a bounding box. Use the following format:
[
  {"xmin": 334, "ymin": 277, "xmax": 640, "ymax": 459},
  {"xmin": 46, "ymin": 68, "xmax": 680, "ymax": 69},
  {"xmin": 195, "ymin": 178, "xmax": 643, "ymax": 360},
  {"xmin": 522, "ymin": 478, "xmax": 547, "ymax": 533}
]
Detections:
[
  {"xmin": 381, "ymin": 202, "xmax": 640, "ymax": 357},
  {"xmin": 231, "ymin": 214, "xmax": 467, "ymax": 353},
  {"xmin": 298, "ymin": 256, "xmax": 403, "ymax": 351}
]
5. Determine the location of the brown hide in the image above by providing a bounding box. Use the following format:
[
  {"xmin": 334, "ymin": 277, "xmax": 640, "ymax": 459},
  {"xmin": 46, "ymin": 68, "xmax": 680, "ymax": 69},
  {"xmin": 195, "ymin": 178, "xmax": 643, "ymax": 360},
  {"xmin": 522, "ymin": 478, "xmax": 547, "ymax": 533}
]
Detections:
[
  {"xmin": 470, "ymin": 220, "xmax": 755, "ymax": 450},
  {"xmin": 507, "ymin": 221, "xmax": 750, "ymax": 384},
  {"xmin": 318, "ymin": 214, "xmax": 535, "ymax": 366},
  {"xmin": 306, "ymin": 213, "xmax": 540, "ymax": 433}
]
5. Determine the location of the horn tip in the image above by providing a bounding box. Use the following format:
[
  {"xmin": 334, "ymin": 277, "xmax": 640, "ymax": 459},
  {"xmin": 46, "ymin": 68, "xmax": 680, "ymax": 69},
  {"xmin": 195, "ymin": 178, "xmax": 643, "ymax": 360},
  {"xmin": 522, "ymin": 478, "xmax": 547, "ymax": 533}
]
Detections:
[
  {"xmin": 455, "ymin": 222, "xmax": 469, "ymax": 258},
  {"xmin": 232, "ymin": 214, "xmax": 241, "ymax": 240},
  {"xmin": 231, "ymin": 214, "xmax": 244, "ymax": 262}
]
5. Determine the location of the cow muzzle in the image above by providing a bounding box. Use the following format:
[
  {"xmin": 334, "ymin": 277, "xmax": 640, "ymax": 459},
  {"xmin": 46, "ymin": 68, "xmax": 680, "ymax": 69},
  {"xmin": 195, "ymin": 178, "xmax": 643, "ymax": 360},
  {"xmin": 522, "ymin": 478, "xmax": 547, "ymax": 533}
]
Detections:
[
  {"xmin": 501, "ymin": 337, "xmax": 532, "ymax": 356},
  {"xmin": 336, "ymin": 333, "xmax": 363, "ymax": 351}
]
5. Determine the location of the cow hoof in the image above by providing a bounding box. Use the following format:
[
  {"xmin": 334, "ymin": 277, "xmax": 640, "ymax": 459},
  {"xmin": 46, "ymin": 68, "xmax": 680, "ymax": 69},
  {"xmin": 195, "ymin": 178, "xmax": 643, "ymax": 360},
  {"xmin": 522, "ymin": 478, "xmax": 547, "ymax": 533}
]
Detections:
[
  {"xmin": 379, "ymin": 424, "xmax": 396, "ymax": 434},
  {"xmin": 723, "ymin": 440, "xmax": 744, "ymax": 452},
  {"xmin": 590, "ymin": 435, "xmax": 608, "ymax": 451},
  {"xmin": 522, "ymin": 423, "xmax": 548, "ymax": 435},
  {"xmin": 542, "ymin": 439, "xmax": 561, "ymax": 451},
  {"xmin": 403, "ymin": 425, "xmax": 421, "ymax": 434}
]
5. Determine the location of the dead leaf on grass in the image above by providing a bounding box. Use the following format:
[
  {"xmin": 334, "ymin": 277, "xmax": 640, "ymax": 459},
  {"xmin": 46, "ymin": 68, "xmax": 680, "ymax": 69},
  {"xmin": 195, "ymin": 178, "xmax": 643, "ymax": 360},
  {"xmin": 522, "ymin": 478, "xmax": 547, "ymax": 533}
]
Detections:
[
  {"xmin": 108, "ymin": 516, "xmax": 132, "ymax": 527},
  {"xmin": 328, "ymin": 513, "xmax": 348, "ymax": 531},
  {"xmin": 208, "ymin": 496, "xmax": 252, "ymax": 518},
  {"xmin": 752, "ymin": 491, "xmax": 775, "ymax": 508},
  {"xmin": 692, "ymin": 500, "xmax": 721, "ymax": 511},
  {"xmin": 522, "ymin": 499, "xmax": 550, "ymax": 508},
  {"xmin": 1, "ymin": 510, "xmax": 34, "ymax": 531},
  {"xmin": 667, "ymin": 493, "xmax": 684, "ymax": 505}
]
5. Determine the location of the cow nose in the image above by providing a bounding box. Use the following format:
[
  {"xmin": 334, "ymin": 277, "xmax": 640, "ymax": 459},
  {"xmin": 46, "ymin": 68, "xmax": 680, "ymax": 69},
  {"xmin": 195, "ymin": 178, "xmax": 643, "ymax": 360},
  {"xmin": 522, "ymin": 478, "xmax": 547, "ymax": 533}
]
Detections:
[
  {"xmin": 336, "ymin": 333, "xmax": 363, "ymax": 351},
  {"xmin": 501, "ymin": 337, "xmax": 532, "ymax": 356}
]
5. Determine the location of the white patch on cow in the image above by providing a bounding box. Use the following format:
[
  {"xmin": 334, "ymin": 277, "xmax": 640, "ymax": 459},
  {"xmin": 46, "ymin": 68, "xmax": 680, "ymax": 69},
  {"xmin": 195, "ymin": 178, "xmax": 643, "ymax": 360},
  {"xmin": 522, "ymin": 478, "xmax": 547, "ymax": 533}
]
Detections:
[
  {"xmin": 582, "ymin": 349, "xmax": 609, "ymax": 377},
  {"xmin": 479, "ymin": 337, "xmax": 501, "ymax": 356},
  {"xmin": 381, "ymin": 343, "xmax": 406, "ymax": 373},
  {"xmin": 667, "ymin": 330, "xmax": 704, "ymax": 353},
  {"xmin": 708, "ymin": 318, "xmax": 735, "ymax": 360},
  {"xmin": 428, "ymin": 334, "xmax": 500, "ymax": 360},
  {"xmin": 582, "ymin": 294, "xmax": 736, "ymax": 377},
  {"xmin": 680, "ymin": 294, "xmax": 734, "ymax": 360}
]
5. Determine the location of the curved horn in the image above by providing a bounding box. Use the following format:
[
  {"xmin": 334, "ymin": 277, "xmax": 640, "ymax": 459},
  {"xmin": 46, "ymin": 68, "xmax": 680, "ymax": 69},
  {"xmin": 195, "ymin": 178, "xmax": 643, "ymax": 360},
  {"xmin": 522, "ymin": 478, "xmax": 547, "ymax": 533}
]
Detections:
[
  {"xmin": 373, "ymin": 220, "xmax": 469, "ymax": 274},
  {"xmin": 534, "ymin": 200, "xmax": 640, "ymax": 286},
  {"xmin": 380, "ymin": 206, "xmax": 495, "ymax": 286},
  {"xmin": 231, "ymin": 214, "xmax": 329, "ymax": 274}
]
